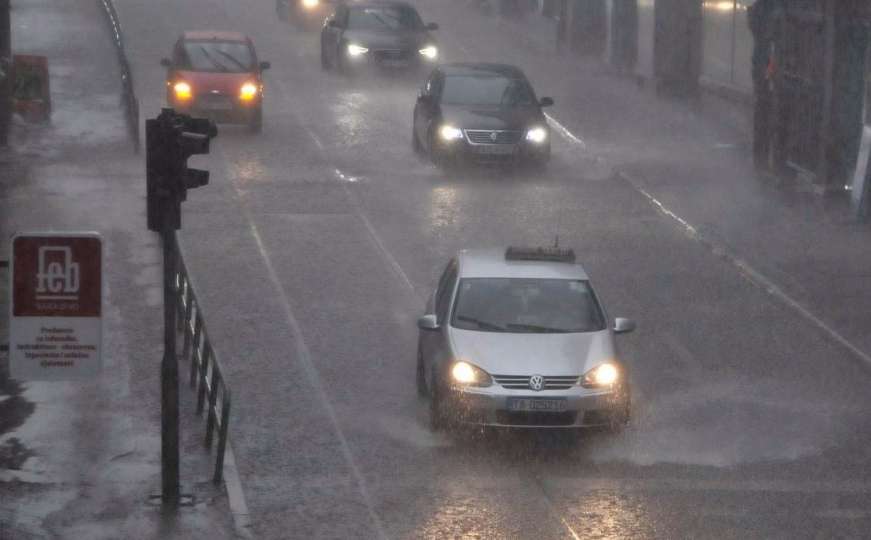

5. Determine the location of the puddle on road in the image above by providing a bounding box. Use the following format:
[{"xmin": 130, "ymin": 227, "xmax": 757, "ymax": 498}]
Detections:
[{"xmin": 587, "ymin": 379, "xmax": 849, "ymax": 467}]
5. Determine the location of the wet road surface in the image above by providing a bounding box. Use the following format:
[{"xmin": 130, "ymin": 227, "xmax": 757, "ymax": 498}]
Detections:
[{"xmin": 110, "ymin": 0, "xmax": 871, "ymax": 537}]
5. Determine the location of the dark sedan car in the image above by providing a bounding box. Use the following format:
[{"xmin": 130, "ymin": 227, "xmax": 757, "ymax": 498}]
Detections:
[
  {"xmin": 276, "ymin": 0, "xmax": 337, "ymax": 30},
  {"xmin": 320, "ymin": 1, "xmax": 439, "ymax": 74},
  {"xmin": 412, "ymin": 63, "xmax": 554, "ymax": 167}
]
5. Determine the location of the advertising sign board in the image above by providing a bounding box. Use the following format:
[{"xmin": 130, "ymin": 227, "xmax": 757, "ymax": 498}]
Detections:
[{"xmin": 9, "ymin": 233, "xmax": 103, "ymax": 380}]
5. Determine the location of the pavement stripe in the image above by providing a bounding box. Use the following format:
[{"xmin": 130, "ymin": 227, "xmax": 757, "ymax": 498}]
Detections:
[
  {"xmin": 217, "ymin": 150, "xmax": 390, "ymax": 540},
  {"xmin": 548, "ymin": 114, "xmax": 871, "ymax": 370}
]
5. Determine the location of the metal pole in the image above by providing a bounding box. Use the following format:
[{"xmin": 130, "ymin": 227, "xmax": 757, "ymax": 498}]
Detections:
[{"xmin": 161, "ymin": 229, "xmax": 180, "ymax": 507}]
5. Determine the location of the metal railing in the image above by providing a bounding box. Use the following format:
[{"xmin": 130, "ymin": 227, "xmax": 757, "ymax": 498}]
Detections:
[
  {"xmin": 98, "ymin": 0, "xmax": 140, "ymax": 153},
  {"xmin": 171, "ymin": 233, "xmax": 232, "ymax": 485}
]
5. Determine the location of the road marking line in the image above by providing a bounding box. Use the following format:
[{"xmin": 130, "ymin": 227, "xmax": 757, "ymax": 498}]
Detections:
[
  {"xmin": 545, "ymin": 112, "xmax": 586, "ymax": 151},
  {"xmin": 216, "ymin": 151, "xmax": 390, "ymax": 540},
  {"xmin": 334, "ymin": 171, "xmax": 419, "ymax": 296},
  {"xmin": 548, "ymin": 113, "xmax": 871, "ymax": 368}
]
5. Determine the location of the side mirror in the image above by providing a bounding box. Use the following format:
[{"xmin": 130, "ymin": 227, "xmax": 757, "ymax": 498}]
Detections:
[
  {"xmin": 260, "ymin": 61, "xmax": 271, "ymax": 71},
  {"xmin": 426, "ymin": 22, "xmax": 439, "ymax": 31},
  {"xmin": 160, "ymin": 58, "xmax": 172, "ymax": 68},
  {"xmin": 417, "ymin": 314, "xmax": 440, "ymax": 331},
  {"xmin": 539, "ymin": 97, "xmax": 554, "ymax": 107},
  {"xmin": 614, "ymin": 318, "xmax": 636, "ymax": 335}
]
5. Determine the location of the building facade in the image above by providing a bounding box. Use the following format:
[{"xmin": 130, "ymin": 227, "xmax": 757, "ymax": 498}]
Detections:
[{"xmin": 548, "ymin": 0, "xmax": 870, "ymax": 191}]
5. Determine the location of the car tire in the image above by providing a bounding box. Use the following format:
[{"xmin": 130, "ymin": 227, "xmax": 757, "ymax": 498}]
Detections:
[
  {"xmin": 249, "ymin": 107, "xmax": 263, "ymax": 133},
  {"xmin": 412, "ymin": 125, "xmax": 423, "ymax": 155},
  {"xmin": 428, "ymin": 130, "xmax": 444, "ymax": 167},
  {"xmin": 320, "ymin": 43, "xmax": 331, "ymax": 71},
  {"xmin": 416, "ymin": 346, "xmax": 428, "ymax": 397},
  {"xmin": 606, "ymin": 388, "xmax": 631, "ymax": 434},
  {"xmin": 429, "ymin": 371, "xmax": 451, "ymax": 431}
]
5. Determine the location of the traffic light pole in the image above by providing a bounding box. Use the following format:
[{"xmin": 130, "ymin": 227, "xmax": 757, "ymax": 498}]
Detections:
[
  {"xmin": 147, "ymin": 108, "xmax": 216, "ymax": 508},
  {"xmin": 161, "ymin": 228, "xmax": 180, "ymax": 506}
]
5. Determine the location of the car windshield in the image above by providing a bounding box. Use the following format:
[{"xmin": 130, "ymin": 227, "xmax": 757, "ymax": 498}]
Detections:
[
  {"xmin": 347, "ymin": 6, "xmax": 424, "ymax": 31},
  {"xmin": 451, "ymin": 278, "xmax": 606, "ymax": 333},
  {"xmin": 180, "ymin": 41, "xmax": 255, "ymax": 73},
  {"xmin": 441, "ymin": 74, "xmax": 535, "ymax": 107}
]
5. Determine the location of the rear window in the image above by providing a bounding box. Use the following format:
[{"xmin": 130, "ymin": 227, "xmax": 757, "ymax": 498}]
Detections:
[
  {"xmin": 179, "ymin": 41, "xmax": 255, "ymax": 73},
  {"xmin": 451, "ymin": 278, "xmax": 606, "ymax": 334}
]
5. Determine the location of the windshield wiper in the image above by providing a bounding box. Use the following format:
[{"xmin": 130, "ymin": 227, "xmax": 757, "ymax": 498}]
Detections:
[
  {"xmin": 198, "ymin": 46, "xmax": 228, "ymax": 72},
  {"xmin": 456, "ymin": 315, "xmax": 506, "ymax": 332},
  {"xmin": 505, "ymin": 323, "xmax": 566, "ymax": 333},
  {"xmin": 216, "ymin": 50, "xmax": 248, "ymax": 72}
]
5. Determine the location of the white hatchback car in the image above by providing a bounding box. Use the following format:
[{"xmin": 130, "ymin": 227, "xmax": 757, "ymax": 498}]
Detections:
[{"xmin": 417, "ymin": 247, "xmax": 635, "ymax": 431}]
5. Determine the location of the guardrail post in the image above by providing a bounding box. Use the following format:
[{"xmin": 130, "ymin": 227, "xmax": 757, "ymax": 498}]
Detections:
[
  {"xmin": 189, "ymin": 314, "xmax": 202, "ymax": 389},
  {"xmin": 181, "ymin": 288, "xmax": 194, "ymax": 361},
  {"xmin": 214, "ymin": 389, "xmax": 231, "ymax": 485},
  {"xmin": 205, "ymin": 366, "xmax": 219, "ymax": 449},
  {"xmin": 196, "ymin": 343, "xmax": 210, "ymax": 415}
]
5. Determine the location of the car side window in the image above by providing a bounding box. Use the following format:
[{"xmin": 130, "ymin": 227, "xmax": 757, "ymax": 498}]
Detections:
[{"xmin": 435, "ymin": 259, "xmax": 458, "ymax": 323}]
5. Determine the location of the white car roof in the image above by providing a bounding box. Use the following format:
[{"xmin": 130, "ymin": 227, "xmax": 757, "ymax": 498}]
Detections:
[{"xmin": 457, "ymin": 248, "xmax": 591, "ymax": 280}]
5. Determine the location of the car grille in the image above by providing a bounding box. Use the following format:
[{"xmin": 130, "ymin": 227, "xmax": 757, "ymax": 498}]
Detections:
[
  {"xmin": 492, "ymin": 375, "xmax": 579, "ymax": 390},
  {"xmin": 496, "ymin": 410, "xmax": 578, "ymax": 427},
  {"xmin": 464, "ymin": 129, "xmax": 522, "ymax": 145},
  {"xmin": 374, "ymin": 49, "xmax": 411, "ymax": 62}
]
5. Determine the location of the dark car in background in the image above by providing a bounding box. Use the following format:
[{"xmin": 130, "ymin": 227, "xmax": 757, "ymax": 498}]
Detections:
[
  {"xmin": 412, "ymin": 63, "xmax": 553, "ymax": 168},
  {"xmin": 161, "ymin": 31, "xmax": 271, "ymax": 132},
  {"xmin": 276, "ymin": 0, "xmax": 338, "ymax": 30},
  {"xmin": 320, "ymin": 1, "xmax": 439, "ymax": 74}
]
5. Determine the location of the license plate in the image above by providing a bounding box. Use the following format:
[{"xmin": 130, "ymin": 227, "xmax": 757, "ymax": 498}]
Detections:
[
  {"xmin": 381, "ymin": 59, "xmax": 409, "ymax": 68},
  {"xmin": 199, "ymin": 97, "xmax": 233, "ymax": 111},
  {"xmin": 507, "ymin": 398, "xmax": 567, "ymax": 412},
  {"xmin": 474, "ymin": 144, "xmax": 516, "ymax": 155}
]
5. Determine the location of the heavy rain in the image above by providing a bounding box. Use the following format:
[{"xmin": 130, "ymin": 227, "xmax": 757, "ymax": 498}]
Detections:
[{"xmin": 2, "ymin": 0, "xmax": 871, "ymax": 538}]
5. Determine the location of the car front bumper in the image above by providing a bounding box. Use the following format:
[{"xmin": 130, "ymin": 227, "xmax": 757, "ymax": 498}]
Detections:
[
  {"xmin": 435, "ymin": 139, "xmax": 551, "ymax": 165},
  {"xmin": 342, "ymin": 49, "xmax": 436, "ymax": 73},
  {"xmin": 446, "ymin": 385, "xmax": 628, "ymax": 429},
  {"xmin": 169, "ymin": 95, "xmax": 260, "ymax": 124}
]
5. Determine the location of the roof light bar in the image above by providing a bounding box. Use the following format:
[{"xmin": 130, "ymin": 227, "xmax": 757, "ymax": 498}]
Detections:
[{"xmin": 505, "ymin": 246, "xmax": 576, "ymax": 263}]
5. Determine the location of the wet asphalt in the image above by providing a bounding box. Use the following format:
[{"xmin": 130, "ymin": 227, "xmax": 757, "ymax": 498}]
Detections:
[{"xmin": 105, "ymin": 0, "xmax": 871, "ymax": 538}]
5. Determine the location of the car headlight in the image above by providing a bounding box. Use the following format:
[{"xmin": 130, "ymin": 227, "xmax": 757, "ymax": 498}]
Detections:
[
  {"xmin": 580, "ymin": 363, "xmax": 620, "ymax": 389},
  {"xmin": 419, "ymin": 45, "xmax": 438, "ymax": 60},
  {"xmin": 451, "ymin": 361, "xmax": 492, "ymax": 387},
  {"xmin": 301, "ymin": 0, "xmax": 318, "ymax": 8},
  {"xmin": 173, "ymin": 81, "xmax": 192, "ymax": 100},
  {"xmin": 240, "ymin": 82, "xmax": 259, "ymax": 101},
  {"xmin": 347, "ymin": 44, "xmax": 369, "ymax": 57},
  {"xmin": 439, "ymin": 125, "xmax": 464, "ymax": 141},
  {"xmin": 525, "ymin": 126, "xmax": 548, "ymax": 144}
]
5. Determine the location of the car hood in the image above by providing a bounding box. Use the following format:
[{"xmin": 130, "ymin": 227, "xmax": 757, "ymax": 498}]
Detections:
[
  {"xmin": 440, "ymin": 104, "xmax": 544, "ymax": 131},
  {"xmin": 175, "ymin": 70, "xmax": 256, "ymax": 96},
  {"xmin": 343, "ymin": 29, "xmax": 433, "ymax": 50},
  {"xmin": 448, "ymin": 327, "xmax": 616, "ymax": 376}
]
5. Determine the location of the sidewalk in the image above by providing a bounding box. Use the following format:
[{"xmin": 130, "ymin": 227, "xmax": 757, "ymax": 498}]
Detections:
[
  {"xmin": 435, "ymin": 1, "xmax": 871, "ymax": 361},
  {"xmin": 0, "ymin": 0, "xmax": 237, "ymax": 538}
]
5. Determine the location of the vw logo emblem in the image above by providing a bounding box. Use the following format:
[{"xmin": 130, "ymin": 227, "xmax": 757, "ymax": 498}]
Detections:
[
  {"xmin": 529, "ymin": 375, "xmax": 544, "ymax": 391},
  {"xmin": 489, "ymin": 131, "xmax": 498, "ymax": 142}
]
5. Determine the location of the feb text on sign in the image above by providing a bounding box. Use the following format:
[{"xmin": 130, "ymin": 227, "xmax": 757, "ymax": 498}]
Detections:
[{"xmin": 10, "ymin": 233, "xmax": 103, "ymax": 380}]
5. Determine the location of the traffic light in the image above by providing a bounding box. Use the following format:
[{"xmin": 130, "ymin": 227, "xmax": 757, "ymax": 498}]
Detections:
[{"xmin": 146, "ymin": 108, "xmax": 217, "ymax": 232}]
